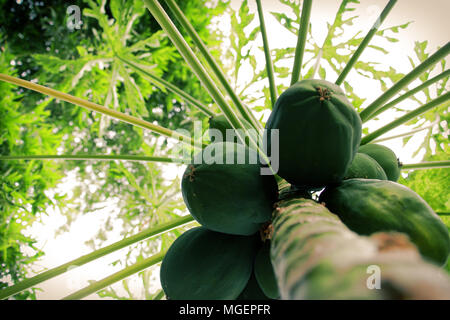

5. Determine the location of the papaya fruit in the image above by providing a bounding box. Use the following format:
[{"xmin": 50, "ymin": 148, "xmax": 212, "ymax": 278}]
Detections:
[
  {"xmin": 358, "ymin": 143, "xmax": 401, "ymax": 181},
  {"xmin": 208, "ymin": 114, "xmax": 258, "ymax": 145},
  {"xmin": 344, "ymin": 153, "xmax": 387, "ymax": 180},
  {"xmin": 254, "ymin": 242, "xmax": 280, "ymax": 299},
  {"xmin": 160, "ymin": 226, "xmax": 259, "ymax": 300},
  {"xmin": 264, "ymin": 79, "xmax": 362, "ymax": 189},
  {"xmin": 182, "ymin": 142, "xmax": 278, "ymax": 235},
  {"xmin": 319, "ymin": 179, "xmax": 450, "ymax": 265},
  {"xmin": 237, "ymin": 271, "xmax": 270, "ymax": 300}
]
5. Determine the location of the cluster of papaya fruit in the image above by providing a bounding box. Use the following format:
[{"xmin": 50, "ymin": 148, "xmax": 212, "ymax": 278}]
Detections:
[
  {"xmin": 161, "ymin": 139, "xmax": 280, "ymax": 300},
  {"xmin": 160, "ymin": 79, "xmax": 450, "ymax": 300}
]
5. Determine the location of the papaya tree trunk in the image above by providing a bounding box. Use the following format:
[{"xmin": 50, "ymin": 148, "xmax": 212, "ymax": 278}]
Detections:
[{"xmin": 270, "ymin": 196, "xmax": 450, "ymax": 300}]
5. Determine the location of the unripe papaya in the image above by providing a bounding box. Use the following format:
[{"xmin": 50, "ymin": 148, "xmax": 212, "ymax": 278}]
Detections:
[
  {"xmin": 264, "ymin": 79, "xmax": 362, "ymax": 189},
  {"xmin": 344, "ymin": 153, "xmax": 387, "ymax": 180},
  {"xmin": 319, "ymin": 179, "xmax": 450, "ymax": 265},
  {"xmin": 160, "ymin": 226, "xmax": 259, "ymax": 300},
  {"xmin": 254, "ymin": 242, "xmax": 280, "ymax": 299},
  {"xmin": 358, "ymin": 143, "xmax": 401, "ymax": 181},
  {"xmin": 208, "ymin": 114, "xmax": 258, "ymax": 145},
  {"xmin": 237, "ymin": 271, "xmax": 270, "ymax": 300},
  {"xmin": 182, "ymin": 142, "xmax": 278, "ymax": 235}
]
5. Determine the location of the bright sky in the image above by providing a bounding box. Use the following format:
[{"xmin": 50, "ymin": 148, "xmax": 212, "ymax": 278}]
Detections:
[{"xmin": 18, "ymin": 0, "xmax": 450, "ymax": 300}]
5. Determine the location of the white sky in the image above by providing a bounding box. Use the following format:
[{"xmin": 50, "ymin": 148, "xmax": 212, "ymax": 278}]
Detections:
[{"xmin": 15, "ymin": 0, "xmax": 450, "ymax": 300}]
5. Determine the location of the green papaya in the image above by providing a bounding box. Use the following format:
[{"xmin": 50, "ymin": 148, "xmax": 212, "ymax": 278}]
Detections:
[
  {"xmin": 182, "ymin": 142, "xmax": 278, "ymax": 235},
  {"xmin": 208, "ymin": 114, "xmax": 258, "ymax": 145},
  {"xmin": 358, "ymin": 143, "xmax": 401, "ymax": 181},
  {"xmin": 344, "ymin": 153, "xmax": 387, "ymax": 180},
  {"xmin": 319, "ymin": 179, "xmax": 450, "ymax": 265},
  {"xmin": 237, "ymin": 271, "xmax": 270, "ymax": 300},
  {"xmin": 264, "ymin": 79, "xmax": 362, "ymax": 189},
  {"xmin": 160, "ymin": 226, "xmax": 259, "ymax": 300},
  {"xmin": 254, "ymin": 242, "xmax": 280, "ymax": 299}
]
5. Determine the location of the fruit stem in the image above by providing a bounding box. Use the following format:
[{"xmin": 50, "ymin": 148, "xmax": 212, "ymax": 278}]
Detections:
[
  {"xmin": 256, "ymin": 0, "xmax": 278, "ymax": 107},
  {"xmin": 335, "ymin": 0, "xmax": 397, "ymax": 85},
  {"xmin": 360, "ymin": 42, "xmax": 450, "ymax": 122},
  {"xmin": 367, "ymin": 69, "xmax": 450, "ymax": 120},
  {"xmin": 401, "ymin": 160, "xmax": 450, "ymax": 170},
  {"xmin": 360, "ymin": 92, "xmax": 450, "ymax": 144},
  {"xmin": 144, "ymin": 0, "xmax": 267, "ymax": 158},
  {"xmin": 62, "ymin": 251, "xmax": 166, "ymax": 300},
  {"xmin": 163, "ymin": 0, "xmax": 262, "ymax": 131},
  {"xmin": 0, "ymin": 154, "xmax": 189, "ymax": 163},
  {"xmin": 290, "ymin": 0, "xmax": 313, "ymax": 85},
  {"xmin": 116, "ymin": 55, "xmax": 215, "ymax": 117},
  {"xmin": 371, "ymin": 122, "xmax": 436, "ymax": 143},
  {"xmin": 0, "ymin": 73, "xmax": 205, "ymax": 149}
]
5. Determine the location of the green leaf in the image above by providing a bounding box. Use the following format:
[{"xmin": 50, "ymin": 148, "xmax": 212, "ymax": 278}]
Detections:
[{"xmin": 318, "ymin": 66, "xmax": 326, "ymax": 79}]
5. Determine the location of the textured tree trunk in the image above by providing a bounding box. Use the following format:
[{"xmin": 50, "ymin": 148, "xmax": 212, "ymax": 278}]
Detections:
[{"xmin": 270, "ymin": 195, "xmax": 450, "ymax": 299}]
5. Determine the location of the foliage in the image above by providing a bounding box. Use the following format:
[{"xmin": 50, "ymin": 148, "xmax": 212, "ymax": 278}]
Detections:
[
  {"xmin": 396, "ymin": 42, "xmax": 449, "ymax": 271},
  {"xmin": 0, "ymin": 46, "xmax": 63, "ymax": 299},
  {"xmin": 0, "ymin": 0, "xmax": 226, "ymax": 299},
  {"xmin": 270, "ymin": 0, "xmax": 411, "ymax": 112}
]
